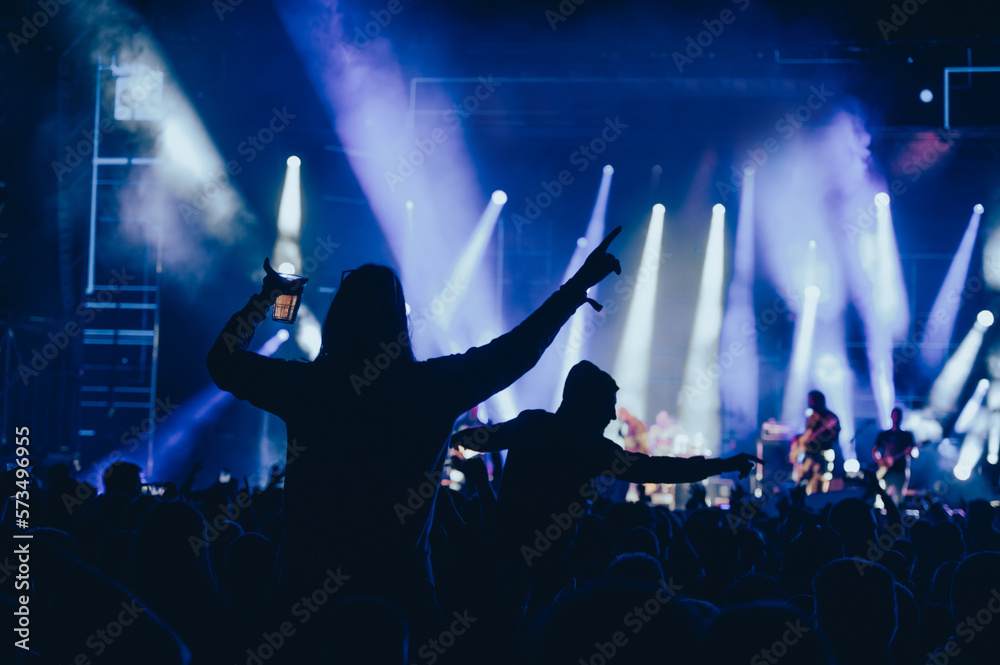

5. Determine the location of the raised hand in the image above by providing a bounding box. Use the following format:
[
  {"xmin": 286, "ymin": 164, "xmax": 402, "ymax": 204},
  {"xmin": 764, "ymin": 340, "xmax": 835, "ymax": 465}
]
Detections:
[
  {"xmin": 567, "ymin": 226, "xmax": 623, "ymax": 310},
  {"xmin": 728, "ymin": 453, "xmax": 765, "ymax": 479},
  {"xmin": 260, "ymin": 257, "xmax": 307, "ymax": 301}
]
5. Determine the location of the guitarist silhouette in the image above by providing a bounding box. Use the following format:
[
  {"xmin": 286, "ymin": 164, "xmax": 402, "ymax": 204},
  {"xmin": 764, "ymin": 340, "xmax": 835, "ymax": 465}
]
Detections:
[
  {"xmin": 872, "ymin": 406, "xmax": 916, "ymax": 505},
  {"xmin": 789, "ymin": 390, "xmax": 841, "ymax": 494}
]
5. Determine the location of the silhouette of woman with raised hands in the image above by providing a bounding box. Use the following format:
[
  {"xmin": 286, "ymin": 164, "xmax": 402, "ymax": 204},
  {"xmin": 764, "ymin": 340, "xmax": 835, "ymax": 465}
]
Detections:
[{"xmin": 206, "ymin": 226, "xmax": 623, "ymax": 647}]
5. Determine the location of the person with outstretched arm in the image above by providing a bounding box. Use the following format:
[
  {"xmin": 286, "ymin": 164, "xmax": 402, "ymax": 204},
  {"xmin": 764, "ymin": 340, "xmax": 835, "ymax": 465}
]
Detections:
[
  {"xmin": 454, "ymin": 360, "xmax": 762, "ymax": 601},
  {"xmin": 205, "ymin": 227, "xmax": 624, "ymax": 650}
]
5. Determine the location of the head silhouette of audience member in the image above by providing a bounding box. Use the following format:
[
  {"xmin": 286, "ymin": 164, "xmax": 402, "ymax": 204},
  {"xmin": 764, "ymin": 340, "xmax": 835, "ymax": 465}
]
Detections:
[
  {"xmin": 913, "ymin": 602, "xmax": 955, "ymax": 661},
  {"xmin": 127, "ymin": 501, "xmax": 217, "ymax": 611},
  {"xmin": 603, "ymin": 502, "xmax": 655, "ymax": 540},
  {"xmin": 126, "ymin": 501, "xmax": 247, "ymax": 661},
  {"xmin": 891, "ymin": 583, "xmax": 919, "ymax": 665},
  {"xmin": 615, "ymin": 527, "xmax": 660, "ymax": 559},
  {"xmin": 103, "ymin": 461, "xmax": 142, "ymax": 497},
  {"xmin": 949, "ymin": 552, "xmax": 1000, "ymax": 662},
  {"xmin": 965, "ymin": 499, "xmax": 1000, "ymax": 552},
  {"xmin": 209, "ymin": 519, "xmax": 244, "ymax": 582},
  {"xmin": 706, "ymin": 602, "xmax": 834, "ymax": 664},
  {"xmin": 318, "ymin": 264, "xmax": 414, "ymax": 370},
  {"xmin": 827, "ymin": 498, "xmax": 877, "ymax": 558},
  {"xmin": 930, "ymin": 561, "xmax": 958, "ymax": 606},
  {"xmin": 780, "ymin": 525, "xmax": 844, "ymax": 596},
  {"xmin": 528, "ymin": 582, "xmax": 699, "ymax": 665},
  {"xmin": 878, "ymin": 549, "xmax": 912, "ymax": 587},
  {"xmin": 323, "ymin": 596, "xmax": 408, "ymax": 665},
  {"xmin": 224, "ymin": 532, "xmax": 276, "ymax": 611},
  {"xmin": 47, "ymin": 463, "xmax": 71, "ymax": 484},
  {"xmin": 814, "ymin": 558, "xmax": 896, "ymax": 665},
  {"xmin": 123, "ymin": 495, "xmax": 159, "ymax": 530},
  {"xmin": 605, "ymin": 552, "xmax": 665, "ymax": 589},
  {"xmin": 556, "ymin": 360, "xmax": 619, "ymax": 436},
  {"xmin": 909, "ymin": 520, "xmax": 933, "ymax": 574},
  {"xmin": 43, "ymin": 477, "xmax": 93, "ymax": 531},
  {"xmin": 928, "ymin": 521, "xmax": 965, "ymax": 567},
  {"xmin": 890, "ymin": 537, "xmax": 916, "ymax": 570},
  {"xmin": 96, "ymin": 530, "xmax": 135, "ymax": 583},
  {"xmin": 568, "ymin": 514, "xmax": 614, "ymax": 579},
  {"xmin": 722, "ymin": 572, "xmax": 780, "ymax": 607}
]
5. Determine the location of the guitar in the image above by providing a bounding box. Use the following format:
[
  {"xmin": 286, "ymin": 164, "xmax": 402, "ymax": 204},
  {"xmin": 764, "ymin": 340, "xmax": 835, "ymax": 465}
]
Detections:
[
  {"xmin": 789, "ymin": 412, "xmax": 839, "ymax": 483},
  {"xmin": 873, "ymin": 432, "xmax": 923, "ymax": 480}
]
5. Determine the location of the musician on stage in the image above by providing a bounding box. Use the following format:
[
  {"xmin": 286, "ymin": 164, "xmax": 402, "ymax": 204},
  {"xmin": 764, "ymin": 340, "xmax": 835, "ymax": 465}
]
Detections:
[
  {"xmin": 872, "ymin": 406, "xmax": 916, "ymax": 505},
  {"xmin": 790, "ymin": 390, "xmax": 841, "ymax": 494}
]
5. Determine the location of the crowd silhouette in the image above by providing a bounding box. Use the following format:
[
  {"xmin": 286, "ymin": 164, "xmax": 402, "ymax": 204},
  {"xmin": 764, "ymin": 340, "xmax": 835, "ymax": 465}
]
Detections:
[{"xmin": 4, "ymin": 226, "xmax": 1000, "ymax": 665}]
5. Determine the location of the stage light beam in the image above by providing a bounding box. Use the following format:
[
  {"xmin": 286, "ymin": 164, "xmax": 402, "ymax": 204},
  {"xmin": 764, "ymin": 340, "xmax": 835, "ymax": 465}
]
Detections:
[
  {"xmin": 928, "ymin": 314, "xmax": 993, "ymax": 416},
  {"xmin": 613, "ymin": 204, "xmax": 665, "ymax": 422},
  {"xmin": 954, "ymin": 379, "xmax": 990, "ymax": 434},
  {"xmin": 551, "ymin": 165, "xmax": 614, "ymax": 410},
  {"xmin": 719, "ymin": 166, "xmax": 759, "ymax": 440},
  {"xmin": 920, "ymin": 205, "xmax": 983, "ymax": 372},
  {"xmin": 679, "ymin": 204, "xmax": 726, "ymax": 446},
  {"xmin": 781, "ymin": 246, "xmax": 822, "ymax": 423},
  {"xmin": 435, "ymin": 192, "xmax": 506, "ymax": 329}
]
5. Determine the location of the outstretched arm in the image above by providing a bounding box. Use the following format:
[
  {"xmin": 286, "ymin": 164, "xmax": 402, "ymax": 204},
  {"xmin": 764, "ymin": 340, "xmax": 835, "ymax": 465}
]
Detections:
[
  {"xmin": 428, "ymin": 228, "xmax": 623, "ymax": 414},
  {"xmin": 206, "ymin": 261, "xmax": 305, "ymax": 414},
  {"xmin": 608, "ymin": 445, "xmax": 762, "ymax": 485},
  {"xmin": 451, "ymin": 410, "xmax": 546, "ymax": 453}
]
